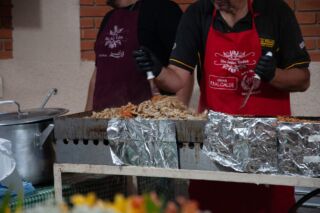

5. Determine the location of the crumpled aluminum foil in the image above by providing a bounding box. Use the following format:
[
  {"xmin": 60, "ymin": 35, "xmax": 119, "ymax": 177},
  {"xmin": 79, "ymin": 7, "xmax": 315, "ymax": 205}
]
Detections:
[
  {"xmin": 202, "ymin": 111, "xmax": 278, "ymax": 173},
  {"xmin": 278, "ymin": 122, "xmax": 320, "ymax": 177},
  {"xmin": 0, "ymin": 138, "xmax": 16, "ymax": 181},
  {"xmin": 107, "ymin": 118, "xmax": 178, "ymax": 168}
]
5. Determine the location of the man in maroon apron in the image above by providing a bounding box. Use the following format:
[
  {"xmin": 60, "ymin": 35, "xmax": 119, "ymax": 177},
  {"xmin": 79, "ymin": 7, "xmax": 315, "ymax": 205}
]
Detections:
[
  {"xmin": 134, "ymin": 0, "xmax": 311, "ymax": 212},
  {"xmin": 85, "ymin": 0, "xmax": 183, "ymax": 111}
]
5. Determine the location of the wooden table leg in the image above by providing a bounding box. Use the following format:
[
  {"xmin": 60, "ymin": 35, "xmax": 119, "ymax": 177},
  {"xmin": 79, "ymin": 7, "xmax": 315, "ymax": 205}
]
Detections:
[
  {"xmin": 54, "ymin": 163, "xmax": 63, "ymax": 204},
  {"xmin": 126, "ymin": 176, "xmax": 138, "ymax": 195}
]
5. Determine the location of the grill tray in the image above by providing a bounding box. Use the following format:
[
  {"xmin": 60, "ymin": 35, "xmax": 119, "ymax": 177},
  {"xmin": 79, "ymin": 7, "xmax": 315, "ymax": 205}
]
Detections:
[{"xmin": 54, "ymin": 112, "xmax": 209, "ymax": 169}]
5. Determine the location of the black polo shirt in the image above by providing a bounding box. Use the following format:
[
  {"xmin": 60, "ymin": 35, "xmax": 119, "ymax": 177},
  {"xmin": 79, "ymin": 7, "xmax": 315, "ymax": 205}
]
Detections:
[
  {"xmin": 97, "ymin": 0, "xmax": 182, "ymax": 66},
  {"xmin": 170, "ymin": 0, "xmax": 310, "ymax": 83}
]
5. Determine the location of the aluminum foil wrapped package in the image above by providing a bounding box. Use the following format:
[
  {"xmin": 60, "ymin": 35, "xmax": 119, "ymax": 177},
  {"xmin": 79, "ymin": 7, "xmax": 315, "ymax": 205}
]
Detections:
[
  {"xmin": 202, "ymin": 111, "xmax": 278, "ymax": 173},
  {"xmin": 107, "ymin": 118, "xmax": 178, "ymax": 168},
  {"xmin": 278, "ymin": 122, "xmax": 320, "ymax": 177}
]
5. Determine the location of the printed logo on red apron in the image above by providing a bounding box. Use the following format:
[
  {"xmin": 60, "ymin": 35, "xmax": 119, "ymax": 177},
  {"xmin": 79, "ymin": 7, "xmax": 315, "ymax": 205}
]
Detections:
[
  {"xmin": 240, "ymin": 71, "xmax": 261, "ymax": 96},
  {"xmin": 209, "ymin": 75, "xmax": 238, "ymax": 90},
  {"xmin": 211, "ymin": 50, "xmax": 258, "ymax": 94},
  {"xmin": 209, "ymin": 49, "xmax": 261, "ymax": 97},
  {"xmin": 213, "ymin": 50, "xmax": 256, "ymax": 74}
]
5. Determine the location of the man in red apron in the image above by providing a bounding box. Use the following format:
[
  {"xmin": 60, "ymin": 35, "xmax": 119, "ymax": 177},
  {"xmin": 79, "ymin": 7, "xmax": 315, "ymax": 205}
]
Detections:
[
  {"xmin": 134, "ymin": 0, "xmax": 311, "ymax": 212},
  {"xmin": 85, "ymin": 0, "xmax": 183, "ymax": 111}
]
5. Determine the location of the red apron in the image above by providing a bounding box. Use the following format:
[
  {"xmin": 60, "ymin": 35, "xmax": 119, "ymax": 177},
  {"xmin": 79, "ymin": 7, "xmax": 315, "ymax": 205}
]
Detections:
[
  {"xmin": 93, "ymin": 2, "xmax": 151, "ymax": 111},
  {"xmin": 191, "ymin": 1, "xmax": 295, "ymax": 212},
  {"xmin": 198, "ymin": 4, "xmax": 290, "ymax": 116}
]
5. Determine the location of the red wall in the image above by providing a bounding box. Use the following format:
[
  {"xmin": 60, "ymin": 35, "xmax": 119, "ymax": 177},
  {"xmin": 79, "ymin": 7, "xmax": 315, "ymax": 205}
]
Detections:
[
  {"xmin": 79, "ymin": 0, "xmax": 196, "ymax": 61},
  {"xmin": 1, "ymin": 0, "xmax": 320, "ymax": 61},
  {"xmin": 0, "ymin": 0, "xmax": 13, "ymax": 59},
  {"xmin": 79, "ymin": 0, "xmax": 320, "ymax": 61},
  {"xmin": 288, "ymin": 0, "xmax": 320, "ymax": 60}
]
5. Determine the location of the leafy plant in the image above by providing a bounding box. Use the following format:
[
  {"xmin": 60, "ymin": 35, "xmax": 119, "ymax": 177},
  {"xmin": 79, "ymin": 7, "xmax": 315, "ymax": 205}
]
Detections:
[
  {"xmin": 0, "ymin": 191, "xmax": 24, "ymax": 213},
  {"xmin": 0, "ymin": 191, "xmax": 11, "ymax": 213}
]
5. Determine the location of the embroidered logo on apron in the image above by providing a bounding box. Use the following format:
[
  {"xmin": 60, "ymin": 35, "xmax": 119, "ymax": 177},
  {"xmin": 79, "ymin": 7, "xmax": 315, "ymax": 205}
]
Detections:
[
  {"xmin": 105, "ymin": 25, "xmax": 124, "ymax": 48},
  {"xmin": 102, "ymin": 25, "xmax": 125, "ymax": 59}
]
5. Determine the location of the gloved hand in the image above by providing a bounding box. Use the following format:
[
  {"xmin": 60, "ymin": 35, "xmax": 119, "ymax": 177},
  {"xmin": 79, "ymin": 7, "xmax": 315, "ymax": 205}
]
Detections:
[
  {"xmin": 254, "ymin": 54, "xmax": 276, "ymax": 82},
  {"xmin": 133, "ymin": 46, "xmax": 163, "ymax": 78}
]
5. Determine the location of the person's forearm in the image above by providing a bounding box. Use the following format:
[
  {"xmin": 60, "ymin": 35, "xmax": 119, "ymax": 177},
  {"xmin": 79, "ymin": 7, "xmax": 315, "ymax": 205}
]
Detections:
[
  {"xmin": 85, "ymin": 68, "xmax": 97, "ymax": 111},
  {"xmin": 155, "ymin": 67, "xmax": 183, "ymax": 92},
  {"xmin": 176, "ymin": 72, "xmax": 194, "ymax": 106},
  {"xmin": 270, "ymin": 68, "xmax": 310, "ymax": 92},
  {"xmin": 155, "ymin": 65, "xmax": 192, "ymax": 93}
]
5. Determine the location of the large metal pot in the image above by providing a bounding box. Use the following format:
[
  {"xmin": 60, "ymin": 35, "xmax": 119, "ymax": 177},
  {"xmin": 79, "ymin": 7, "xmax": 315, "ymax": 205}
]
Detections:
[{"xmin": 0, "ymin": 99, "xmax": 68, "ymax": 185}]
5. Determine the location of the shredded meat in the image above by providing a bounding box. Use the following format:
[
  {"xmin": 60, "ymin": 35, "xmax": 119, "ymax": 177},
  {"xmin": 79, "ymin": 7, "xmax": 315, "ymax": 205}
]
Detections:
[
  {"xmin": 90, "ymin": 95, "xmax": 207, "ymax": 120},
  {"xmin": 277, "ymin": 116, "xmax": 317, "ymax": 123}
]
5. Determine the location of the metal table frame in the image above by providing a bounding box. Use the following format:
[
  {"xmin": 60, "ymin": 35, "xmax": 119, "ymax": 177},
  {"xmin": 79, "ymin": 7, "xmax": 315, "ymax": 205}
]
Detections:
[{"xmin": 54, "ymin": 163, "xmax": 320, "ymax": 203}]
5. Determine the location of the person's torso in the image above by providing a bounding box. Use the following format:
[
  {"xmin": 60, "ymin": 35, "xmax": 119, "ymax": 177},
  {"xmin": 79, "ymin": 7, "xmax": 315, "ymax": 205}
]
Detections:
[
  {"xmin": 193, "ymin": 0, "xmax": 285, "ymax": 84},
  {"xmin": 97, "ymin": 0, "xmax": 180, "ymax": 66},
  {"xmin": 200, "ymin": 0, "xmax": 290, "ymax": 116},
  {"xmin": 93, "ymin": 3, "xmax": 151, "ymax": 110}
]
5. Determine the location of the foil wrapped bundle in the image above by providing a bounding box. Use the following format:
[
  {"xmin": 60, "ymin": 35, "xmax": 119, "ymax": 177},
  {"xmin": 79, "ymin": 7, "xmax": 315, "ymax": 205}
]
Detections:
[
  {"xmin": 278, "ymin": 122, "xmax": 320, "ymax": 177},
  {"xmin": 107, "ymin": 118, "xmax": 178, "ymax": 168},
  {"xmin": 203, "ymin": 111, "xmax": 278, "ymax": 173}
]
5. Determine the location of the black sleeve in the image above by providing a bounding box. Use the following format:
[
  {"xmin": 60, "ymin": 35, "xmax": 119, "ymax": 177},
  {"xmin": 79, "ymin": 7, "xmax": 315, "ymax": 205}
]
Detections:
[
  {"xmin": 138, "ymin": 0, "xmax": 182, "ymax": 66},
  {"xmin": 277, "ymin": 1, "xmax": 310, "ymax": 69},
  {"xmin": 169, "ymin": 3, "xmax": 202, "ymax": 73},
  {"xmin": 155, "ymin": 0, "xmax": 182, "ymax": 64}
]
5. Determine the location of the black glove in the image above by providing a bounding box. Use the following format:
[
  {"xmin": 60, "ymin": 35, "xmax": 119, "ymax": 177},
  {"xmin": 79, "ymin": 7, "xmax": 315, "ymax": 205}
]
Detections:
[
  {"xmin": 133, "ymin": 46, "xmax": 163, "ymax": 78},
  {"xmin": 254, "ymin": 55, "xmax": 276, "ymax": 82}
]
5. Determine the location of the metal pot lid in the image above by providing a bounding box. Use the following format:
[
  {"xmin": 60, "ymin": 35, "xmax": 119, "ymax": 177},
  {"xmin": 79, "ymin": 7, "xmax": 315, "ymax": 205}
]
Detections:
[{"xmin": 0, "ymin": 108, "xmax": 68, "ymax": 126}]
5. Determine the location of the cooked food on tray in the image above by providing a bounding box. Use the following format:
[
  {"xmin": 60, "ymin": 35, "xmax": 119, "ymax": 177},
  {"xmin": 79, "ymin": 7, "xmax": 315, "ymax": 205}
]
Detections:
[
  {"xmin": 90, "ymin": 95, "xmax": 207, "ymax": 120},
  {"xmin": 277, "ymin": 116, "xmax": 318, "ymax": 123}
]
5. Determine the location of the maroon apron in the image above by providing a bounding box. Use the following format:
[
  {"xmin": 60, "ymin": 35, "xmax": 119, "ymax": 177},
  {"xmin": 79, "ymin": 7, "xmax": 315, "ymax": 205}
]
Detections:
[
  {"xmin": 191, "ymin": 1, "xmax": 295, "ymax": 212},
  {"xmin": 93, "ymin": 2, "xmax": 151, "ymax": 110}
]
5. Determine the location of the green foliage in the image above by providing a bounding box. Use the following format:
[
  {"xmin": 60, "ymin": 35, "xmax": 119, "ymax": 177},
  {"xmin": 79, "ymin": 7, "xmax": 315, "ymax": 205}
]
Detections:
[
  {"xmin": 0, "ymin": 191, "xmax": 11, "ymax": 213},
  {"xmin": 143, "ymin": 194, "xmax": 161, "ymax": 213},
  {"xmin": 14, "ymin": 193, "xmax": 24, "ymax": 213},
  {"xmin": 0, "ymin": 191, "xmax": 24, "ymax": 213}
]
